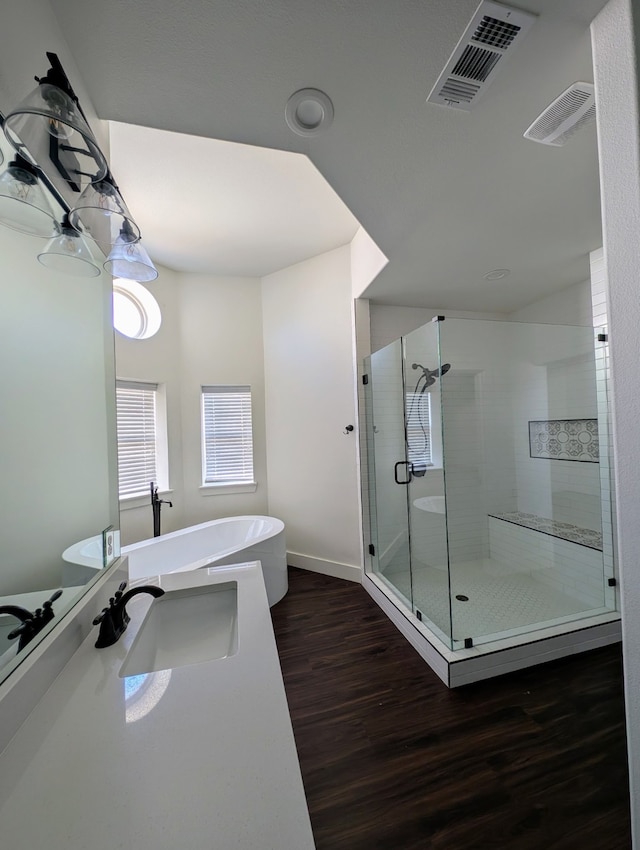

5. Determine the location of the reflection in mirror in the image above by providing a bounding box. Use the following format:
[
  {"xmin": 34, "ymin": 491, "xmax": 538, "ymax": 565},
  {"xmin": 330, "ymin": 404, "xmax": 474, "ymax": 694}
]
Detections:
[{"xmin": 0, "ymin": 124, "xmax": 119, "ymax": 686}]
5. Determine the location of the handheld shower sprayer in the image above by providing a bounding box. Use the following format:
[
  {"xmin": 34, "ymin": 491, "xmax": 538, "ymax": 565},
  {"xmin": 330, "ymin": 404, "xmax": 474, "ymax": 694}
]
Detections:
[{"xmin": 411, "ymin": 362, "xmax": 451, "ymax": 388}]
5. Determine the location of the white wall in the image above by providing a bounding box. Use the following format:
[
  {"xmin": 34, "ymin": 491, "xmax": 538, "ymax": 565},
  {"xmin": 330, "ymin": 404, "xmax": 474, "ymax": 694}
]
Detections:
[
  {"xmin": 369, "ymin": 279, "xmax": 592, "ymax": 353},
  {"xmin": 350, "ymin": 226, "xmax": 388, "ymax": 298},
  {"xmin": 262, "ymin": 246, "xmax": 361, "ymax": 579},
  {"xmin": 115, "ymin": 270, "xmax": 268, "ymax": 545},
  {"xmin": 0, "ymin": 0, "xmax": 117, "ymax": 598},
  {"xmin": 178, "ymin": 273, "xmax": 268, "ymax": 527},
  {"xmin": 0, "ymin": 228, "xmax": 114, "ymax": 594},
  {"xmin": 117, "ymin": 250, "xmax": 361, "ymax": 581},
  {"xmin": 592, "ymin": 2, "xmax": 640, "ymax": 842},
  {"xmin": 508, "ymin": 279, "xmax": 593, "ymax": 326},
  {"xmin": 115, "ymin": 265, "xmax": 186, "ymax": 544}
]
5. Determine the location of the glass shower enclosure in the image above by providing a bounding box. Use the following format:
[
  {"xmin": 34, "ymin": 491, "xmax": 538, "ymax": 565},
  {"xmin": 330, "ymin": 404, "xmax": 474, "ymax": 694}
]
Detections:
[{"xmin": 364, "ymin": 317, "xmax": 615, "ymax": 651}]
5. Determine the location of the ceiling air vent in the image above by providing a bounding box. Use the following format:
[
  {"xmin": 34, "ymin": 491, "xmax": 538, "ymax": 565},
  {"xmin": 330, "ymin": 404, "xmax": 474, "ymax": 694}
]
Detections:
[
  {"xmin": 427, "ymin": 1, "xmax": 537, "ymax": 111},
  {"xmin": 523, "ymin": 82, "xmax": 596, "ymax": 146}
]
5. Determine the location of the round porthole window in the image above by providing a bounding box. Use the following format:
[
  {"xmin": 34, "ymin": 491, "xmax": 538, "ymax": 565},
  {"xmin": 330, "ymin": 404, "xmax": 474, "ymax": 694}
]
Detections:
[{"xmin": 112, "ymin": 278, "xmax": 161, "ymax": 339}]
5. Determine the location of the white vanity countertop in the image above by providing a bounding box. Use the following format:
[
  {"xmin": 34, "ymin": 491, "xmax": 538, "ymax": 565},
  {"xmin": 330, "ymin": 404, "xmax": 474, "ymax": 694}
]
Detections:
[{"xmin": 0, "ymin": 561, "xmax": 315, "ymax": 850}]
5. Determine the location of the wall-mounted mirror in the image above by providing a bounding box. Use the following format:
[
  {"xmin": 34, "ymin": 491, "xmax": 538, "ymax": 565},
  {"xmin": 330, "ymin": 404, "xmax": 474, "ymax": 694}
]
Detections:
[{"xmin": 0, "ymin": 124, "xmax": 119, "ymax": 687}]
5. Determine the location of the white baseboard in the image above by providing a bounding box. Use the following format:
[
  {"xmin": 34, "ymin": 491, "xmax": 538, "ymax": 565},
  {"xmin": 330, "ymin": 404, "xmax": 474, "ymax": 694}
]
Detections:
[{"xmin": 287, "ymin": 552, "xmax": 362, "ymax": 583}]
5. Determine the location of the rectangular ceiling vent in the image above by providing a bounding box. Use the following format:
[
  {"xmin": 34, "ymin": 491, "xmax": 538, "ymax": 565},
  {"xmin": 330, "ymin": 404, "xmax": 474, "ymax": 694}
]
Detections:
[
  {"xmin": 427, "ymin": 1, "xmax": 537, "ymax": 111},
  {"xmin": 523, "ymin": 82, "xmax": 596, "ymax": 146}
]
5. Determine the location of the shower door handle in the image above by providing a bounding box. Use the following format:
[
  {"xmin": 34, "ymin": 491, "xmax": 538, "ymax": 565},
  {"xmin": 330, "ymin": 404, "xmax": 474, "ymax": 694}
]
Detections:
[{"xmin": 394, "ymin": 461, "xmax": 412, "ymax": 485}]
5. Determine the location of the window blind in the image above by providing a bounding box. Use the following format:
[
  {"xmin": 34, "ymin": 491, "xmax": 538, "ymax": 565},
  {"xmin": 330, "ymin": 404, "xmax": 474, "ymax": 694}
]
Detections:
[
  {"xmin": 201, "ymin": 385, "xmax": 254, "ymax": 485},
  {"xmin": 116, "ymin": 380, "xmax": 158, "ymax": 498},
  {"xmin": 405, "ymin": 391, "xmax": 432, "ymax": 468}
]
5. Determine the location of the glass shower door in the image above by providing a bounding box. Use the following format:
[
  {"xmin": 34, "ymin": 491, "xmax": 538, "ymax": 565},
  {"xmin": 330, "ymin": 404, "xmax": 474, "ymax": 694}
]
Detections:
[
  {"xmin": 365, "ymin": 323, "xmax": 453, "ymax": 647},
  {"xmin": 403, "ymin": 321, "xmax": 453, "ymax": 645},
  {"xmin": 365, "ymin": 340, "xmax": 413, "ymax": 608}
]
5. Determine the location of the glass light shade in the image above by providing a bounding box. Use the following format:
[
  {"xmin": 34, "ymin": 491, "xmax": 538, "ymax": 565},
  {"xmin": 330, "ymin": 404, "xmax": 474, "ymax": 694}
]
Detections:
[
  {"xmin": 104, "ymin": 234, "xmax": 158, "ymax": 282},
  {"xmin": 37, "ymin": 217, "xmax": 101, "ymax": 278},
  {"xmin": 0, "ymin": 159, "xmax": 57, "ymax": 237},
  {"xmin": 4, "ymin": 83, "xmax": 108, "ymax": 184},
  {"xmin": 69, "ymin": 179, "xmax": 140, "ymax": 251}
]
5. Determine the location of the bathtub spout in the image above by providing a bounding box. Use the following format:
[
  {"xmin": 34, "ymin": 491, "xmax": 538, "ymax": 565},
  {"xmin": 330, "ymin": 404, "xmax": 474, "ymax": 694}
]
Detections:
[{"xmin": 151, "ymin": 481, "xmax": 173, "ymax": 538}]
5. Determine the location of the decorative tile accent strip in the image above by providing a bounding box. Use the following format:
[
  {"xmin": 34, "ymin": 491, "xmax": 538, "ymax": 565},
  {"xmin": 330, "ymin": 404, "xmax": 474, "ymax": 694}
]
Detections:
[
  {"xmin": 528, "ymin": 419, "xmax": 599, "ymax": 462},
  {"xmin": 489, "ymin": 511, "xmax": 603, "ymax": 551}
]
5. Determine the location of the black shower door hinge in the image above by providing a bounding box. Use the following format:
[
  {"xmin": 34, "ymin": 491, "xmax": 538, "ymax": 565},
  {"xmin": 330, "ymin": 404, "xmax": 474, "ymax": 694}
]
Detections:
[
  {"xmin": 368, "ymin": 543, "xmax": 375, "ymax": 556},
  {"xmin": 597, "ymin": 333, "xmax": 608, "ymax": 342},
  {"xmin": 362, "ymin": 374, "xmax": 369, "ymax": 385}
]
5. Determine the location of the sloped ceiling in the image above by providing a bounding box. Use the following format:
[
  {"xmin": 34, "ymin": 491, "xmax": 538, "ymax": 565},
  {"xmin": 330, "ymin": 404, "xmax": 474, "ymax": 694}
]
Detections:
[
  {"xmin": 49, "ymin": 0, "xmax": 608, "ymax": 311},
  {"xmin": 108, "ymin": 121, "xmax": 360, "ymax": 277}
]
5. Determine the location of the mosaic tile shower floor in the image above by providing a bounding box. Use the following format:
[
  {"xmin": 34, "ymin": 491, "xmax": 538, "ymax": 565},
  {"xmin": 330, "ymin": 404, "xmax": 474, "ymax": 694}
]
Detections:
[{"xmin": 383, "ymin": 557, "xmax": 598, "ymax": 644}]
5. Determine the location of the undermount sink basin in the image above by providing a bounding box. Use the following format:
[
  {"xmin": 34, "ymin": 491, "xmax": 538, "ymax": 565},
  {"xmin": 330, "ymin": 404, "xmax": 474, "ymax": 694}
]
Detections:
[{"xmin": 119, "ymin": 581, "xmax": 238, "ymax": 677}]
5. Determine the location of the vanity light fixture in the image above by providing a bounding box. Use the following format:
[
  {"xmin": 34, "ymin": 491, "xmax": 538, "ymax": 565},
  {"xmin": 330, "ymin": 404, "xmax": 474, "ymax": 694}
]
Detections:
[
  {"xmin": 37, "ymin": 213, "xmax": 101, "ymax": 278},
  {"xmin": 0, "ymin": 52, "xmax": 157, "ymax": 283},
  {"xmin": 104, "ymin": 223, "xmax": 158, "ymax": 282},
  {"xmin": 4, "ymin": 53, "xmax": 108, "ymax": 187},
  {"xmin": 0, "ymin": 154, "xmax": 58, "ymax": 237},
  {"xmin": 69, "ymin": 176, "xmax": 141, "ymax": 251}
]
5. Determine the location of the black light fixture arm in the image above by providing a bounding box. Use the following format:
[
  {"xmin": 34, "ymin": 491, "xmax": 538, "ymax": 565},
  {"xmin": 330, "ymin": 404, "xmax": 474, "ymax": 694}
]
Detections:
[
  {"xmin": 40, "ymin": 52, "xmax": 83, "ymax": 114},
  {"xmin": 35, "ymin": 55, "xmax": 128, "ymax": 201}
]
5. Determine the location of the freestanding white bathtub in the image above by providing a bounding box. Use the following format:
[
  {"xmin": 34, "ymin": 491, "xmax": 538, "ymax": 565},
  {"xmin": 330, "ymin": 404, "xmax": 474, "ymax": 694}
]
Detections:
[
  {"xmin": 123, "ymin": 516, "xmax": 288, "ymax": 606},
  {"xmin": 62, "ymin": 516, "xmax": 288, "ymax": 607}
]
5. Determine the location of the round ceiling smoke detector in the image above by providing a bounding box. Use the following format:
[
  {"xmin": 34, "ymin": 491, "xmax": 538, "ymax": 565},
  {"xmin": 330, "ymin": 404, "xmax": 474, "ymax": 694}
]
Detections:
[
  {"xmin": 484, "ymin": 268, "xmax": 511, "ymax": 281},
  {"xmin": 285, "ymin": 88, "xmax": 334, "ymax": 137}
]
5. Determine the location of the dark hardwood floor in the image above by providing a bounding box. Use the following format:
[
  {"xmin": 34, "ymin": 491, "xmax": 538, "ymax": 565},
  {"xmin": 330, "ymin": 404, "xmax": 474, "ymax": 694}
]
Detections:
[{"xmin": 271, "ymin": 568, "xmax": 632, "ymax": 850}]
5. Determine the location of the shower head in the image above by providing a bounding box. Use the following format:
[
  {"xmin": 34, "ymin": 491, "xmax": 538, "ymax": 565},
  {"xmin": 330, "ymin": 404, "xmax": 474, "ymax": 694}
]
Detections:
[
  {"xmin": 411, "ymin": 362, "xmax": 452, "ymax": 392},
  {"xmin": 412, "ymin": 362, "xmax": 452, "ymax": 379}
]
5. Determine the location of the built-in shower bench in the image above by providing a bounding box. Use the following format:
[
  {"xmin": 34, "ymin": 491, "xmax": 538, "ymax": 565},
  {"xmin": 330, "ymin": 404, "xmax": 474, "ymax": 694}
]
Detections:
[
  {"xmin": 487, "ymin": 511, "xmax": 605, "ymax": 610},
  {"xmin": 488, "ymin": 511, "xmax": 602, "ymax": 551}
]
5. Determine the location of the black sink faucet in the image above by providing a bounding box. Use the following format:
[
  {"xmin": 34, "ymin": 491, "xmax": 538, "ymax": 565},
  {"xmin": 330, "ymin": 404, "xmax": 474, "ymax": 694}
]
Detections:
[
  {"xmin": 0, "ymin": 589, "xmax": 63, "ymax": 653},
  {"xmin": 93, "ymin": 581, "xmax": 165, "ymax": 648}
]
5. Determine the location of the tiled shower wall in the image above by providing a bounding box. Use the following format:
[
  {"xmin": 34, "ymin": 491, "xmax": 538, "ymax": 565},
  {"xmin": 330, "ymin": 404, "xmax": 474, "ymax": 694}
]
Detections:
[
  {"xmin": 510, "ymin": 327, "xmax": 601, "ymax": 533},
  {"xmin": 436, "ymin": 320, "xmax": 517, "ymax": 565},
  {"xmin": 434, "ymin": 320, "xmax": 604, "ymax": 569},
  {"xmin": 359, "ymin": 284, "xmax": 616, "ymax": 609}
]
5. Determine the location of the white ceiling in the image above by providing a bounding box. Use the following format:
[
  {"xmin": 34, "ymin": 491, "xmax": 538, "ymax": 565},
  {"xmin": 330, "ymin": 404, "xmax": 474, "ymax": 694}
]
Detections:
[
  {"xmin": 49, "ymin": 0, "xmax": 609, "ymax": 312},
  {"xmin": 108, "ymin": 122, "xmax": 359, "ymax": 277}
]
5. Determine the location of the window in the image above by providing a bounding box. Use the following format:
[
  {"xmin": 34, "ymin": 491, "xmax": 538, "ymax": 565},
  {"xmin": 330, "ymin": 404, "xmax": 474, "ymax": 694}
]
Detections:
[
  {"xmin": 112, "ymin": 279, "xmax": 161, "ymax": 340},
  {"xmin": 405, "ymin": 390, "xmax": 432, "ymax": 472},
  {"xmin": 116, "ymin": 380, "xmax": 166, "ymax": 498},
  {"xmin": 201, "ymin": 385, "xmax": 255, "ymax": 488}
]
